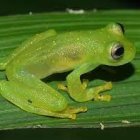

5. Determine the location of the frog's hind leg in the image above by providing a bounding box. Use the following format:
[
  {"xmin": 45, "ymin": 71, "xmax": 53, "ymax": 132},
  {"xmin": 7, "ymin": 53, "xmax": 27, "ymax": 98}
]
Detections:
[
  {"xmin": 1, "ymin": 68, "xmax": 86, "ymax": 119},
  {"xmin": 0, "ymin": 80, "xmax": 86, "ymax": 119}
]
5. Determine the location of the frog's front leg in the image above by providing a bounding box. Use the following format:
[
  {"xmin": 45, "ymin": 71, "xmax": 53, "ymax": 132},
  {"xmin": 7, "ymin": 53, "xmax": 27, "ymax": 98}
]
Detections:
[
  {"xmin": 66, "ymin": 63, "xmax": 112, "ymax": 102},
  {"xmin": 0, "ymin": 68, "xmax": 87, "ymax": 119}
]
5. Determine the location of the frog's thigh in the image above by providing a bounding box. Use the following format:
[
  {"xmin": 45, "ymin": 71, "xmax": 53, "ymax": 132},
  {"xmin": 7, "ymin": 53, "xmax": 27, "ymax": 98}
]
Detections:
[
  {"xmin": 5, "ymin": 69, "xmax": 87, "ymax": 119},
  {"xmin": 0, "ymin": 80, "xmax": 79, "ymax": 119},
  {"xmin": 6, "ymin": 68, "xmax": 69, "ymax": 112}
]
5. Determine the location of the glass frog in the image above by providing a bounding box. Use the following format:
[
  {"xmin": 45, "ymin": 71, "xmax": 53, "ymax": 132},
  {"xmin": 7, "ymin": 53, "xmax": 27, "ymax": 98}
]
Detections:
[{"xmin": 0, "ymin": 23, "xmax": 136, "ymax": 119}]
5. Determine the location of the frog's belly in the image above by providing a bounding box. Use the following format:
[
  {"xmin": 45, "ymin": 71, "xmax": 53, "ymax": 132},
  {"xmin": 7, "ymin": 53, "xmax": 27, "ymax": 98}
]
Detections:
[{"xmin": 26, "ymin": 63, "xmax": 74, "ymax": 79}]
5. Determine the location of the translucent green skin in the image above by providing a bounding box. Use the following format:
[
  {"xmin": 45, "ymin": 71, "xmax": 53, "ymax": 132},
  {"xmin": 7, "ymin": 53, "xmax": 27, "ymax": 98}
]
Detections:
[{"xmin": 0, "ymin": 23, "xmax": 136, "ymax": 119}]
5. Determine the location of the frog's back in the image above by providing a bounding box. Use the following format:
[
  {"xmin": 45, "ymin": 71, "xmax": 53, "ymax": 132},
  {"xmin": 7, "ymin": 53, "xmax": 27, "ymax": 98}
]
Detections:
[
  {"xmin": 5, "ymin": 30, "xmax": 97, "ymax": 78},
  {"xmin": 9, "ymin": 30, "xmax": 94, "ymax": 65},
  {"xmin": 0, "ymin": 30, "xmax": 57, "ymax": 70}
]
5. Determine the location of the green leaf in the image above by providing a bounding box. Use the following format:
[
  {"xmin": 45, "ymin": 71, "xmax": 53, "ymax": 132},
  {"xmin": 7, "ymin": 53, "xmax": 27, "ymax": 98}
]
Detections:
[{"xmin": 0, "ymin": 10, "xmax": 140, "ymax": 130}]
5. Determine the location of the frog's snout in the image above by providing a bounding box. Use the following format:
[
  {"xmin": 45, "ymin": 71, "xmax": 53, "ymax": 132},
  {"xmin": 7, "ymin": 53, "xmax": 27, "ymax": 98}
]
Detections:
[
  {"xmin": 125, "ymin": 43, "xmax": 136, "ymax": 63},
  {"xmin": 129, "ymin": 43, "xmax": 136, "ymax": 59}
]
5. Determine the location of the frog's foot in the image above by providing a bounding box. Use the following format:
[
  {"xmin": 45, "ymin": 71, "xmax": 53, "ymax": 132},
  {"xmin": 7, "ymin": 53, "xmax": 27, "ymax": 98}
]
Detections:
[
  {"xmin": 0, "ymin": 80, "xmax": 87, "ymax": 120},
  {"xmin": 57, "ymin": 82, "xmax": 68, "ymax": 92},
  {"xmin": 94, "ymin": 94, "xmax": 111, "ymax": 102},
  {"xmin": 81, "ymin": 79, "xmax": 89, "ymax": 89},
  {"xmin": 34, "ymin": 106, "xmax": 87, "ymax": 120},
  {"xmin": 21, "ymin": 105, "xmax": 87, "ymax": 120},
  {"xmin": 63, "ymin": 106, "xmax": 87, "ymax": 114},
  {"xmin": 61, "ymin": 106, "xmax": 87, "ymax": 119},
  {"xmin": 58, "ymin": 79, "xmax": 89, "ymax": 92},
  {"xmin": 93, "ymin": 82, "xmax": 112, "ymax": 102}
]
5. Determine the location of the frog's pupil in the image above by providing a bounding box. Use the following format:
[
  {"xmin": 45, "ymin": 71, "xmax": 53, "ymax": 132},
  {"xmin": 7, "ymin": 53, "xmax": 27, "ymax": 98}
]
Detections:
[
  {"xmin": 111, "ymin": 44, "xmax": 124, "ymax": 60},
  {"xmin": 115, "ymin": 46, "xmax": 124, "ymax": 56}
]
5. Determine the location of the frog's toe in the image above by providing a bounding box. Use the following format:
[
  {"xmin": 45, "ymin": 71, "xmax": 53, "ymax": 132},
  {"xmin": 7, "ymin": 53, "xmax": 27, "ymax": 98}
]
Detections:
[
  {"xmin": 94, "ymin": 94, "xmax": 111, "ymax": 102},
  {"xmin": 59, "ymin": 106, "xmax": 87, "ymax": 119},
  {"xmin": 63, "ymin": 106, "xmax": 87, "ymax": 114},
  {"xmin": 57, "ymin": 83, "xmax": 68, "ymax": 92},
  {"xmin": 92, "ymin": 82, "xmax": 112, "ymax": 102},
  {"xmin": 105, "ymin": 82, "xmax": 113, "ymax": 90},
  {"xmin": 69, "ymin": 114, "xmax": 76, "ymax": 120},
  {"xmin": 82, "ymin": 79, "xmax": 89, "ymax": 89}
]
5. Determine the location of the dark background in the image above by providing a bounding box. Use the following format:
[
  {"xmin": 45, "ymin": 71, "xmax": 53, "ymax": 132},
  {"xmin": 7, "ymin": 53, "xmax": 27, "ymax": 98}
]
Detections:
[
  {"xmin": 0, "ymin": 0, "xmax": 140, "ymax": 139},
  {"xmin": 0, "ymin": 127, "xmax": 140, "ymax": 140},
  {"xmin": 0, "ymin": 0, "xmax": 139, "ymax": 16}
]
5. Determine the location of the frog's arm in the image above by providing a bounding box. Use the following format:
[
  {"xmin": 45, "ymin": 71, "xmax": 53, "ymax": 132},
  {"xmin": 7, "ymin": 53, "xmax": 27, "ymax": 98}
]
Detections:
[
  {"xmin": 66, "ymin": 63, "xmax": 112, "ymax": 102},
  {"xmin": 0, "ymin": 29, "xmax": 56, "ymax": 70}
]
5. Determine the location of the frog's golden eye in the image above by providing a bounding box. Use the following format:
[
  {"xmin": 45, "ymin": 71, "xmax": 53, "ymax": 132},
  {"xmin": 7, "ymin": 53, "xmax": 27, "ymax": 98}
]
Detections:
[
  {"xmin": 116, "ymin": 23, "xmax": 125, "ymax": 34},
  {"xmin": 111, "ymin": 43, "xmax": 124, "ymax": 60}
]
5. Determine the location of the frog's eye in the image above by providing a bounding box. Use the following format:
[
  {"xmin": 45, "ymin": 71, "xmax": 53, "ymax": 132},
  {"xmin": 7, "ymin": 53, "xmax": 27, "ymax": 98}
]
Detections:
[
  {"xmin": 111, "ymin": 43, "xmax": 124, "ymax": 60},
  {"xmin": 116, "ymin": 23, "xmax": 125, "ymax": 34},
  {"xmin": 107, "ymin": 23, "xmax": 125, "ymax": 35}
]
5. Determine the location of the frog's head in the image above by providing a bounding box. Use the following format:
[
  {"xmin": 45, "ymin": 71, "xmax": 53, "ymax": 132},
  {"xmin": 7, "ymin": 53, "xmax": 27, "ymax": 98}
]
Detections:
[{"xmin": 99, "ymin": 23, "xmax": 136, "ymax": 66}]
